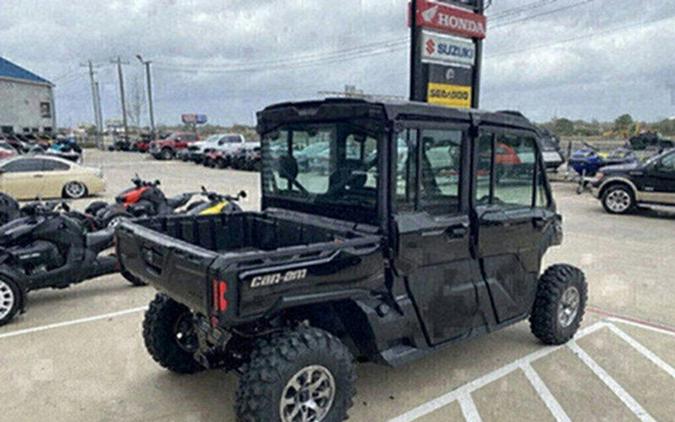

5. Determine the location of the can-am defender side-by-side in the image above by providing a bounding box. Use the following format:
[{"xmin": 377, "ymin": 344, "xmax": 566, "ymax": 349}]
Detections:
[{"xmin": 116, "ymin": 99, "xmax": 587, "ymax": 422}]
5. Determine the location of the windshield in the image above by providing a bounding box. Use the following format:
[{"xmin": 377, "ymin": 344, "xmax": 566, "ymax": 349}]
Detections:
[
  {"xmin": 203, "ymin": 135, "xmax": 222, "ymax": 143},
  {"xmin": 262, "ymin": 123, "xmax": 379, "ymax": 212}
]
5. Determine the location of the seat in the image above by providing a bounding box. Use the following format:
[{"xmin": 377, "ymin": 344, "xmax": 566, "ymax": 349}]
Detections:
[
  {"xmin": 86, "ymin": 228, "xmax": 114, "ymax": 253},
  {"xmin": 167, "ymin": 193, "xmax": 191, "ymax": 209}
]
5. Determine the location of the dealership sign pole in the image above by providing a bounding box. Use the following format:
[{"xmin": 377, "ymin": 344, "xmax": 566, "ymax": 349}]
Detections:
[{"xmin": 409, "ymin": 0, "xmax": 486, "ymax": 109}]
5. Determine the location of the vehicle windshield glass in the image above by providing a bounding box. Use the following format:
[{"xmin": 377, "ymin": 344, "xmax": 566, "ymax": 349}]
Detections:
[
  {"xmin": 204, "ymin": 135, "xmax": 222, "ymax": 143},
  {"xmin": 262, "ymin": 123, "xmax": 379, "ymax": 210}
]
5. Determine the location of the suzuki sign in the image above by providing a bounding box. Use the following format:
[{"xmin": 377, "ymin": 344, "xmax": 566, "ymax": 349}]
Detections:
[
  {"xmin": 421, "ymin": 30, "xmax": 475, "ymax": 66},
  {"xmin": 411, "ymin": 0, "xmax": 486, "ymax": 39}
]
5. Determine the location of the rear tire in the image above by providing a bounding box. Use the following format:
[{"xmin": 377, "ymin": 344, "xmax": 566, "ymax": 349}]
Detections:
[
  {"xmin": 602, "ymin": 185, "xmax": 634, "ymax": 214},
  {"xmin": 143, "ymin": 294, "xmax": 204, "ymax": 374},
  {"xmin": 0, "ymin": 277, "xmax": 22, "ymax": 327},
  {"xmin": 236, "ymin": 326, "xmax": 356, "ymax": 422},
  {"xmin": 530, "ymin": 264, "xmax": 587, "ymax": 345},
  {"xmin": 63, "ymin": 181, "xmax": 88, "ymax": 199}
]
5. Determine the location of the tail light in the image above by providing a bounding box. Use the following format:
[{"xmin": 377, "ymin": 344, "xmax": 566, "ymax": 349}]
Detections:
[{"xmin": 212, "ymin": 279, "xmax": 229, "ymax": 313}]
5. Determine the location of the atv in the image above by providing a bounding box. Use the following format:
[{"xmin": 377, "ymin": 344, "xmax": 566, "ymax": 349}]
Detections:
[
  {"xmin": 0, "ymin": 201, "xmax": 143, "ymax": 326},
  {"xmin": 117, "ymin": 98, "xmax": 587, "ymax": 421},
  {"xmin": 86, "ymin": 175, "xmax": 195, "ymax": 228},
  {"xmin": 184, "ymin": 187, "xmax": 246, "ymax": 215}
]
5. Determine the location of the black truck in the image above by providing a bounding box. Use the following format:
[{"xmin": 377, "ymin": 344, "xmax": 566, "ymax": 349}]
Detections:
[
  {"xmin": 116, "ymin": 99, "xmax": 587, "ymax": 422},
  {"xmin": 590, "ymin": 147, "xmax": 675, "ymax": 214}
]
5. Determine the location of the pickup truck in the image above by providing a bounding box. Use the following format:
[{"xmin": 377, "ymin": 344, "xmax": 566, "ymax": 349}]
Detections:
[
  {"xmin": 201, "ymin": 134, "xmax": 246, "ymax": 168},
  {"xmin": 117, "ymin": 98, "xmax": 586, "ymax": 421},
  {"xmin": 149, "ymin": 131, "xmax": 199, "ymax": 160}
]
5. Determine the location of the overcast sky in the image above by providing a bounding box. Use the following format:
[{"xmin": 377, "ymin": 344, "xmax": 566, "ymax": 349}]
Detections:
[{"xmin": 1, "ymin": 0, "xmax": 674, "ymax": 127}]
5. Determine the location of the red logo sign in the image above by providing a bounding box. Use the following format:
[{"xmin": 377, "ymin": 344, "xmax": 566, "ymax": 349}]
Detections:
[
  {"xmin": 425, "ymin": 38, "xmax": 436, "ymax": 55},
  {"xmin": 410, "ymin": 0, "xmax": 486, "ymax": 39}
]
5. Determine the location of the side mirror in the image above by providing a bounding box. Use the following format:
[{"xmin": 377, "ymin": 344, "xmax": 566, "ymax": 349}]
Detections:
[
  {"xmin": 155, "ymin": 179, "xmax": 161, "ymax": 186},
  {"xmin": 239, "ymin": 190, "xmax": 247, "ymax": 199}
]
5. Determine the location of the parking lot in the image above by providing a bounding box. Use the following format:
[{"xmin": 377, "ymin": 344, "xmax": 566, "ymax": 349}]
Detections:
[{"xmin": 1, "ymin": 150, "xmax": 673, "ymax": 421}]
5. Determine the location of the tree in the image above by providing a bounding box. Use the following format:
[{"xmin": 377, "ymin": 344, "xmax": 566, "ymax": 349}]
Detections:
[
  {"xmin": 614, "ymin": 114, "xmax": 634, "ymax": 132},
  {"xmin": 552, "ymin": 118, "xmax": 574, "ymax": 136}
]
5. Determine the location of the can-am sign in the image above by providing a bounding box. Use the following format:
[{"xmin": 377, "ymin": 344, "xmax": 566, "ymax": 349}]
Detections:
[
  {"xmin": 421, "ymin": 30, "xmax": 475, "ymax": 66},
  {"xmin": 411, "ymin": 0, "xmax": 486, "ymax": 39}
]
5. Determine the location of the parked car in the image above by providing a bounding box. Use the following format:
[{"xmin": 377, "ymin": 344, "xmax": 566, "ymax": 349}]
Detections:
[
  {"xmin": 537, "ymin": 128, "xmax": 565, "ymax": 171},
  {"xmin": 149, "ymin": 132, "xmax": 199, "ymax": 160},
  {"xmin": 0, "ymin": 155, "xmax": 105, "ymax": 199},
  {"xmin": 628, "ymin": 132, "xmax": 673, "ymax": 152},
  {"xmin": 590, "ymin": 148, "xmax": 675, "ymax": 214},
  {"xmin": 0, "ymin": 135, "xmax": 28, "ymax": 153},
  {"xmin": 116, "ymin": 98, "xmax": 585, "ymax": 421},
  {"xmin": 0, "ymin": 142, "xmax": 18, "ymax": 160},
  {"xmin": 182, "ymin": 133, "xmax": 241, "ymax": 163},
  {"xmin": 231, "ymin": 142, "xmax": 261, "ymax": 171}
]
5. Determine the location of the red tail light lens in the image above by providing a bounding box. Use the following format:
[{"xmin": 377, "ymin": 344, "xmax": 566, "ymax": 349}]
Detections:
[{"xmin": 212, "ymin": 279, "xmax": 228, "ymax": 312}]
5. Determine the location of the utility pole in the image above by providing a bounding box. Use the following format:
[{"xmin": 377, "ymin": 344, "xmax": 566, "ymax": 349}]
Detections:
[
  {"xmin": 409, "ymin": 0, "xmax": 419, "ymax": 101},
  {"xmin": 82, "ymin": 60, "xmax": 103, "ymax": 149},
  {"xmin": 111, "ymin": 57, "xmax": 129, "ymax": 141},
  {"xmin": 136, "ymin": 55, "xmax": 156, "ymax": 138},
  {"xmin": 94, "ymin": 81, "xmax": 104, "ymax": 147}
]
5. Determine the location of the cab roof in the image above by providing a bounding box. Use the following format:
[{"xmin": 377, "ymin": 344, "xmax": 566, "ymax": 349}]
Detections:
[{"xmin": 257, "ymin": 98, "xmax": 537, "ymax": 134}]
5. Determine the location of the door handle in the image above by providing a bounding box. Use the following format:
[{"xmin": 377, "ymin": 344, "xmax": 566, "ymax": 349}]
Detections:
[{"xmin": 446, "ymin": 223, "xmax": 469, "ymax": 238}]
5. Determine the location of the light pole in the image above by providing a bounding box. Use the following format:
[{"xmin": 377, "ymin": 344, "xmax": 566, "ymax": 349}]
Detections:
[{"xmin": 136, "ymin": 55, "xmax": 156, "ymax": 138}]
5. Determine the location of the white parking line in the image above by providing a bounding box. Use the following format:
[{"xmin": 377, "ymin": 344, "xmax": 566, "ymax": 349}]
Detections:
[
  {"xmin": 458, "ymin": 394, "xmax": 481, "ymax": 422},
  {"xmin": 388, "ymin": 322, "xmax": 606, "ymax": 422},
  {"xmin": 606, "ymin": 317, "xmax": 675, "ymax": 338},
  {"xmin": 521, "ymin": 363, "xmax": 571, "ymax": 422},
  {"xmin": 567, "ymin": 341, "xmax": 655, "ymax": 422},
  {"xmin": 606, "ymin": 323, "xmax": 675, "ymax": 379},
  {"xmin": 0, "ymin": 306, "xmax": 147, "ymax": 340}
]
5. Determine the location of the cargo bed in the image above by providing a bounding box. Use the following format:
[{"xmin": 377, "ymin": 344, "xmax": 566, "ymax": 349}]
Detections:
[{"xmin": 116, "ymin": 210, "xmax": 383, "ymax": 324}]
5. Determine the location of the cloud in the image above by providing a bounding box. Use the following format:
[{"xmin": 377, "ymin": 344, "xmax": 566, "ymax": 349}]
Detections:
[{"xmin": 1, "ymin": 0, "xmax": 674, "ymax": 126}]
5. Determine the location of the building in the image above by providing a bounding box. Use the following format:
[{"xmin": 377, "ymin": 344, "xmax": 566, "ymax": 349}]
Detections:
[{"xmin": 0, "ymin": 57, "xmax": 55, "ymax": 134}]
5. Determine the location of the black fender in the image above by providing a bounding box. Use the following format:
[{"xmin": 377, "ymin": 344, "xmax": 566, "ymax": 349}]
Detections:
[{"xmin": 0, "ymin": 264, "xmax": 28, "ymax": 313}]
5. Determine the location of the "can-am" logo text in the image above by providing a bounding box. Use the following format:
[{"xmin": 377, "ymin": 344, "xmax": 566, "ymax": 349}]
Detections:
[{"xmin": 249, "ymin": 268, "xmax": 308, "ymax": 288}]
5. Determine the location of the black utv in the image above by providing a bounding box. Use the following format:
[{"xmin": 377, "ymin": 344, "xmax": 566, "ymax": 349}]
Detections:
[{"xmin": 116, "ymin": 99, "xmax": 587, "ymax": 421}]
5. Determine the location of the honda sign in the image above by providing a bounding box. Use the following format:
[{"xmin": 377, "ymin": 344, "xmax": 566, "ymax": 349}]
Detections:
[{"xmin": 411, "ymin": 0, "xmax": 486, "ymax": 39}]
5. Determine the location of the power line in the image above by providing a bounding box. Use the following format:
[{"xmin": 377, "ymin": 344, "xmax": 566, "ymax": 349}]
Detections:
[
  {"xmin": 490, "ymin": 0, "xmax": 596, "ymax": 29},
  {"xmin": 490, "ymin": 12, "xmax": 675, "ymax": 58}
]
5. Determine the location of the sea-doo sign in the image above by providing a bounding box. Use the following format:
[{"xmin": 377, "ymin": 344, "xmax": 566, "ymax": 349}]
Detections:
[
  {"xmin": 421, "ymin": 30, "xmax": 475, "ymax": 66},
  {"xmin": 411, "ymin": 0, "xmax": 487, "ymax": 39}
]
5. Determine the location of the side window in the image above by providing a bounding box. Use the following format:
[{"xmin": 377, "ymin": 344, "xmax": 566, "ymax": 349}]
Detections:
[
  {"xmin": 3, "ymin": 159, "xmax": 44, "ymax": 173},
  {"xmin": 419, "ymin": 129, "xmax": 462, "ymax": 215},
  {"xmin": 660, "ymin": 152, "xmax": 675, "ymax": 171},
  {"xmin": 395, "ymin": 129, "xmax": 417, "ymax": 211},
  {"xmin": 476, "ymin": 131, "xmax": 542, "ymax": 208},
  {"xmin": 493, "ymin": 134, "xmax": 536, "ymax": 207},
  {"xmin": 42, "ymin": 159, "xmax": 70, "ymax": 171}
]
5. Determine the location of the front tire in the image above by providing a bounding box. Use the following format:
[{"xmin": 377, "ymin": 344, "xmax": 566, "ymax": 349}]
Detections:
[
  {"xmin": 63, "ymin": 181, "xmax": 88, "ymax": 199},
  {"xmin": 236, "ymin": 326, "xmax": 356, "ymax": 422},
  {"xmin": 602, "ymin": 185, "xmax": 634, "ymax": 214},
  {"xmin": 143, "ymin": 294, "xmax": 204, "ymax": 374},
  {"xmin": 530, "ymin": 264, "xmax": 587, "ymax": 345},
  {"xmin": 161, "ymin": 148, "xmax": 174, "ymax": 160},
  {"xmin": 0, "ymin": 277, "xmax": 22, "ymax": 326}
]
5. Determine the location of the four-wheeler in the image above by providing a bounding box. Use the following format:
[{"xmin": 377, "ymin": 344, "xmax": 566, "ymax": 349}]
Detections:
[
  {"xmin": 87, "ymin": 174, "xmax": 194, "ymax": 228},
  {"xmin": 185, "ymin": 187, "xmax": 246, "ymax": 215},
  {"xmin": 0, "ymin": 201, "xmax": 143, "ymax": 326},
  {"xmin": 45, "ymin": 136, "xmax": 82, "ymax": 163},
  {"xmin": 117, "ymin": 98, "xmax": 587, "ymax": 421},
  {"xmin": 149, "ymin": 132, "xmax": 199, "ymax": 160},
  {"xmin": 590, "ymin": 148, "xmax": 675, "ymax": 214}
]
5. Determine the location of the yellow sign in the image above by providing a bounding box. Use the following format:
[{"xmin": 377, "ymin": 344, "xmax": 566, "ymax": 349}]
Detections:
[{"xmin": 427, "ymin": 83, "xmax": 472, "ymax": 109}]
